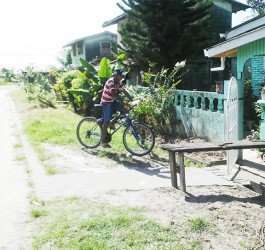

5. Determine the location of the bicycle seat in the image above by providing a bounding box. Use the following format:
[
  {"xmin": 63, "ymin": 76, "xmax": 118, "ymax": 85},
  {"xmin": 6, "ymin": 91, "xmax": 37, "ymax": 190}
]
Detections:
[{"xmin": 94, "ymin": 104, "xmax": 102, "ymax": 107}]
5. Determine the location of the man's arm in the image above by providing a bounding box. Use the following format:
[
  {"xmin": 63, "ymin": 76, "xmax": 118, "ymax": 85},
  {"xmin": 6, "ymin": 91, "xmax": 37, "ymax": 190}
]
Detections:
[
  {"xmin": 111, "ymin": 89, "xmax": 133, "ymax": 104},
  {"xmin": 111, "ymin": 89, "xmax": 124, "ymax": 104},
  {"xmin": 123, "ymin": 89, "xmax": 133, "ymax": 102}
]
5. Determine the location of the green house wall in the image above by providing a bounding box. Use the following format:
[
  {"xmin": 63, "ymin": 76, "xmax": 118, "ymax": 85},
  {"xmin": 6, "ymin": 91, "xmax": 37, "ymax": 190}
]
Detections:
[
  {"xmin": 238, "ymin": 38, "xmax": 265, "ymax": 77},
  {"xmin": 252, "ymin": 56, "xmax": 264, "ymax": 96},
  {"xmin": 237, "ymin": 38, "xmax": 265, "ymax": 140}
]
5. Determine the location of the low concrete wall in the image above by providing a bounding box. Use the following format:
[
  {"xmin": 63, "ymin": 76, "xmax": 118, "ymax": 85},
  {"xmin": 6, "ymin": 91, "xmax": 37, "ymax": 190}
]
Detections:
[
  {"xmin": 175, "ymin": 106, "xmax": 225, "ymax": 141},
  {"xmin": 171, "ymin": 89, "xmax": 225, "ymax": 142}
]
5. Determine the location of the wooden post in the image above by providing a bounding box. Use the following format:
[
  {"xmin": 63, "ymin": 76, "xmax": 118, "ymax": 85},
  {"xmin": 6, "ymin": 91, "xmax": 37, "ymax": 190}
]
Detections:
[
  {"xmin": 168, "ymin": 151, "xmax": 178, "ymax": 188},
  {"xmin": 178, "ymin": 152, "xmax": 186, "ymax": 192}
]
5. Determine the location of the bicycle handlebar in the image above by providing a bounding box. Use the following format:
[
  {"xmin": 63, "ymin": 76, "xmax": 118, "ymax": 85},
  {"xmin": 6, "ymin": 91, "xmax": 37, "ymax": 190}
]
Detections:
[
  {"xmin": 124, "ymin": 99, "xmax": 141, "ymax": 110},
  {"xmin": 94, "ymin": 99, "xmax": 141, "ymax": 110},
  {"xmin": 131, "ymin": 99, "xmax": 141, "ymax": 106}
]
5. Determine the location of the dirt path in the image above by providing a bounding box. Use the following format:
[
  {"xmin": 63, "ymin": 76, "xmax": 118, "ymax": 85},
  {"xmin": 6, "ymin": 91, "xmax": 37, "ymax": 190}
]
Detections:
[{"xmin": 0, "ymin": 85, "xmax": 30, "ymax": 249}]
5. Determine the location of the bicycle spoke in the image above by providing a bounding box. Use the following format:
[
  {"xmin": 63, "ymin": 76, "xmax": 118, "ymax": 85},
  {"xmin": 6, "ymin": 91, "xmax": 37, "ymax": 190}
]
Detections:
[
  {"xmin": 123, "ymin": 123, "xmax": 155, "ymax": 156},
  {"xmin": 77, "ymin": 117, "xmax": 101, "ymax": 148}
]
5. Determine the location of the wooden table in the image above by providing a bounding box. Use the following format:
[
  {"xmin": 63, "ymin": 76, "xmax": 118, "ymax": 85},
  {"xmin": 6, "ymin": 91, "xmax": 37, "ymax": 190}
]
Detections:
[{"xmin": 160, "ymin": 140, "xmax": 265, "ymax": 192}]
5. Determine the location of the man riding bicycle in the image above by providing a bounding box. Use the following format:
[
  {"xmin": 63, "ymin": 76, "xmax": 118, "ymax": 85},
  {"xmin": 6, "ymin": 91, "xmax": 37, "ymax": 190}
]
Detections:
[{"xmin": 100, "ymin": 69, "xmax": 133, "ymax": 148}]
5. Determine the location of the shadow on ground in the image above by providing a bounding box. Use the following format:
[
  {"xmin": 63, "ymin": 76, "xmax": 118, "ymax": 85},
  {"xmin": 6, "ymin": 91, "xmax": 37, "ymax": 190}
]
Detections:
[{"xmin": 81, "ymin": 147, "xmax": 171, "ymax": 179}]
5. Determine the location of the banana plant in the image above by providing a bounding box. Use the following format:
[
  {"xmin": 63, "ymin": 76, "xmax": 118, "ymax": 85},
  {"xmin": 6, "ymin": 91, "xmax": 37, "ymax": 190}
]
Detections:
[
  {"xmin": 68, "ymin": 55, "xmax": 130, "ymax": 115},
  {"xmin": 67, "ymin": 57, "xmax": 110, "ymax": 114},
  {"xmin": 79, "ymin": 58, "xmax": 99, "ymax": 83},
  {"xmin": 98, "ymin": 57, "xmax": 112, "ymax": 80}
]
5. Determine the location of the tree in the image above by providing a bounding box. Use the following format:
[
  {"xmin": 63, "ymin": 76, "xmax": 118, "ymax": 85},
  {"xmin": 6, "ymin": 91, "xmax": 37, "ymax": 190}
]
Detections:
[
  {"xmin": 247, "ymin": 0, "xmax": 265, "ymax": 15},
  {"xmin": 57, "ymin": 49, "xmax": 73, "ymax": 70},
  {"xmin": 0, "ymin": 68, "xmax": 16, "ymax": 83},
  {"xmin": 117, "ymin": 0, "xmax": 217, "ymax": 72}
]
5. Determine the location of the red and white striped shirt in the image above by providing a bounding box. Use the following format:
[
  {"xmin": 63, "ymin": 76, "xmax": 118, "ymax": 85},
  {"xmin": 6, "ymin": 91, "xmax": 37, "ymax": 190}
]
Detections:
[{"xmin": 101, "ymin": 78, "xmax": 125, "ymax": 103}]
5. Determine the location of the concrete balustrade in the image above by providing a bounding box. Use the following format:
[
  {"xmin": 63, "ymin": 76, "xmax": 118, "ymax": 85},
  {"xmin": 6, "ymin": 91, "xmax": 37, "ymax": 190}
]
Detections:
[{"xmin": 171, "ymin": 90, "xmax": 224, "ymax": 113}]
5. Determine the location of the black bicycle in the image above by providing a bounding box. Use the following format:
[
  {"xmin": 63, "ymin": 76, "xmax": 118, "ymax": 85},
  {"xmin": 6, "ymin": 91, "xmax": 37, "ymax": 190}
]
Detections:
[{"xmin": 76, "ymin": 101, "xmax": 155, "ymax": 156}]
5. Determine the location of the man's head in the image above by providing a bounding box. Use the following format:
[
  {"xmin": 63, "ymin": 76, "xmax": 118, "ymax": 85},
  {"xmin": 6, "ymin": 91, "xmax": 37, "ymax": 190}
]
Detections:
[
  {"xmin": 112, "ymin": 69, "xmax": 123, "ymax": 82},
  {"xmin": 113, "ymin": 69, "xmax": 123, "ymax": 76}
]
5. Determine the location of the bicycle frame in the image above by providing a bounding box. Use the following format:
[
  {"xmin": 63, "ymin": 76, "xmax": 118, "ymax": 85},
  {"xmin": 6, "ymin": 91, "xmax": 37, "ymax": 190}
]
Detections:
[
  {"xmin": 108, "ymin": 118, "xmax": 126, "ymax": 136},
  {"xmin": 97, "ymin": 113, "xmax": 140, "ymax": 140}
]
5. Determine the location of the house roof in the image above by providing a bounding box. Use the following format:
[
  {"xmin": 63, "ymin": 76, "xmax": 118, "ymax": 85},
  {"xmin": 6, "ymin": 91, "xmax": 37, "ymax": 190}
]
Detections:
[
  {"xmin": 102, "ymin": 13, "xmax": 127, "ymax": 28},
  {"xmin": 63, "ymin": 31, "xmax": 117, "ymax": 48},
  {"xmin": 204, "ymin": 15, "xmax": 265, "ymax": 58},
  {"xmin": 226, "ymin": 0, "xmax": 249, "ymax": 12},
  {"xmin": 102, "ymin": 1, "xmax": 249, "ymax": 28},
  {"xmin": 226, "ymin": 14, "xmax": 265, "ymax": 39}
]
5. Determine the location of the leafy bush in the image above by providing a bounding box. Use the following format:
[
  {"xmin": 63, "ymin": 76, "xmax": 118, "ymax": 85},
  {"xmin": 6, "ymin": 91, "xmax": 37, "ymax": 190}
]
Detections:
[
  {"xmin": 0, "ymin": 67, "xmax": 16, "ymax": 83},
  {"xmin": 54, "ymin": 70, "xmax": 79, "ymax": 99},
  {"xmin": 67, "ymin": 59, "xmax": 105, "ymax": 116},
  {"xmin": 53, "ymin": 70, "xmax": 81, "ymax": 112},
  {"xmin": 54, "ymin": 55, "xmax": 129, "ymax": 117},
  {"xmin": 20, "ymin": 68, "xmax": 57, "ymax": 108},
  {"xmin": 130, "ymin": 62, "xmax": 186, "ymax": 139},
  {"xmin": 19, "ymin": 54, "xmax": 129, "ymax": 113}
]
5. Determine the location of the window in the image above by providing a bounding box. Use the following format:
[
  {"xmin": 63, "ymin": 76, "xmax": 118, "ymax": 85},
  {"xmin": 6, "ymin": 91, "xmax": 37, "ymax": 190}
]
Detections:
[
  {"xmin": 100, "ymin": 42, "xmax": 111, "ymax": 57},
  {"xmin": 77, "ymin": 41, "xmax": 83, "ymax": 55},
  {"xmin": 72, "ymin": 44, "xmax": 76, "ymax": 56}
]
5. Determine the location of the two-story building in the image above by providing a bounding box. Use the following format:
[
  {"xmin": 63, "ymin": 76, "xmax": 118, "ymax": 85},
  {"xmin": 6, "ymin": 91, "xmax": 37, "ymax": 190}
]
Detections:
[{"xmin": 63, "ymin": 31, "xmax": 117, "ymax": 69}]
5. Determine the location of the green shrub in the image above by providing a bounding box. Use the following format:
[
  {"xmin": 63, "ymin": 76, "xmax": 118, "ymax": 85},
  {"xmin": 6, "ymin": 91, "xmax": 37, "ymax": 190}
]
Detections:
[
  {"xmin": 54, "ymin": 70, "xmax": 79, "ymax": 100},
  {"xmin": 20, "ymin": 68, "xmax": 57, "ymax": 108},
  {"xmin": 0, "ymin": 67, "xmax": 16, "ymax": 83},
  {"xmin": 130, "ymin": 62, "xmax": 186, "ymax": 139}
]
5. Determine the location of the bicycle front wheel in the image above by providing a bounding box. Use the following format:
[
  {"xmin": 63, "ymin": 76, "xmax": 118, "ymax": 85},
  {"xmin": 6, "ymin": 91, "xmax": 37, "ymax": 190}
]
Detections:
[
  {"xmin": 123, "ymin": 122, "xmax": 155, "ymax": 156},
  {"xmin": 76, "ymin": 117, "xmax": 102, "ymax": 148}
]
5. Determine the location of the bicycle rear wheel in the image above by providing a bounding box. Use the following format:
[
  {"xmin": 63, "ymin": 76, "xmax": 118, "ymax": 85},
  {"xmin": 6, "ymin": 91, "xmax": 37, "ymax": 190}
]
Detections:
[
  {"xmin": 76, "ymin": 117, "xmax": 101, "ymax": 148},
  {"xmin": 123, "ymin": 122, "xmax": 155, "ymax": 156}
]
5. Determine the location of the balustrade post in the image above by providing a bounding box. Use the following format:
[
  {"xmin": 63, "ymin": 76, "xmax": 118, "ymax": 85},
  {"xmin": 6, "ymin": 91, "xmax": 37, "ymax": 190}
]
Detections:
[
  {"xmin": 187, "ymin": 95, "xmax": 191, "ymax": 108},
  {"xmin": 217, "ymin": 95, "xmax": 224, "ymax": 113},
  {"xmin": 173, "ymin": 94, "xmax": 179, "ymax": 106},
  {"xmin": 201, "ymin": 97, "xmax": 206, "ymax": 110},
  {"xmin": 209, "ymin": 98, "xmax": 215, "ymax": 111},
  {"xmin": 194, "ymin": 96, "xmax": 199, "ymax": 109},
  {"xmin": 180, "ymin": 94, "xmax": 185, "ymax": 107}
]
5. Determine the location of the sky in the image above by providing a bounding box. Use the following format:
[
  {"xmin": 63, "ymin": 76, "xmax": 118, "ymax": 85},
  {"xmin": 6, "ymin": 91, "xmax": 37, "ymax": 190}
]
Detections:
[{"xmin": 0, "ymin": 0, "xmax": 254, "ymax": 70}]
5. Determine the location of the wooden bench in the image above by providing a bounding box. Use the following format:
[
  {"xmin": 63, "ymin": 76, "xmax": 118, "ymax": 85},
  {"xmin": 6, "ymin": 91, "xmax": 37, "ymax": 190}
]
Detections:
[{"xmin": 160, "ymin": 140, "xmax": 265, "ymax": 192}]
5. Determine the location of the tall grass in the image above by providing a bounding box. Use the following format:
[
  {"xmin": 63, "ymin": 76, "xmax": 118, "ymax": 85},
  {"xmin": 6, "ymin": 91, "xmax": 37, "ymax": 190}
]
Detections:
[{"xmin": 24, "ymin": 108, "xmax": 79, "ymax": 146}]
